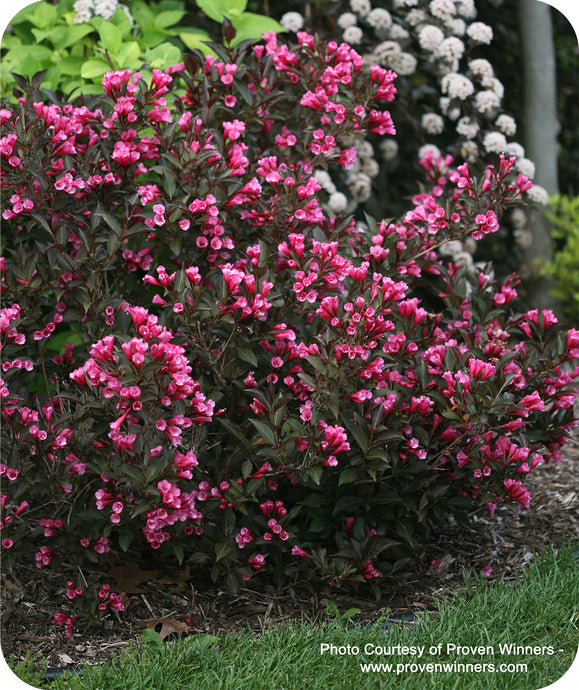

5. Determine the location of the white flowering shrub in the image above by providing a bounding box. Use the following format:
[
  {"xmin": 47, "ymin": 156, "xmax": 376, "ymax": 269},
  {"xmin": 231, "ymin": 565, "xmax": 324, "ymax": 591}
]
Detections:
[{"xmin": 267, "ymin": 0, "xmax": 552, "ymax": 273}]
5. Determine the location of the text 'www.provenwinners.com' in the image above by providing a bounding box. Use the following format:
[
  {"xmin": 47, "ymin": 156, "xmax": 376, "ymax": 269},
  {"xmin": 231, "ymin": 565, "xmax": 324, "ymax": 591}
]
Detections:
[{"xmin": 319, "ymin": 642, "xmax": 560, "ymax": 675}]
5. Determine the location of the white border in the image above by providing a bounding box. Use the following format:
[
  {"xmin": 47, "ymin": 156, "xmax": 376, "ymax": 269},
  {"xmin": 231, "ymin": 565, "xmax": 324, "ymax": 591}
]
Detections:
[{"xmin": 0, "ymin": 2, "xmax": 578, "ymax": 689}]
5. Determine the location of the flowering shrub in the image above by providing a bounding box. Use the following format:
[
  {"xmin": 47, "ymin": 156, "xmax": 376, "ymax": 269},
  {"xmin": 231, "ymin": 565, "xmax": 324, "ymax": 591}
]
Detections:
[
  {"xmin": 278, "ymin": 0, "xmax": 553, "ymax": 276},
  {"xmin": 1, "ymin": 26, "xmax": 577, "ymax": 601}
]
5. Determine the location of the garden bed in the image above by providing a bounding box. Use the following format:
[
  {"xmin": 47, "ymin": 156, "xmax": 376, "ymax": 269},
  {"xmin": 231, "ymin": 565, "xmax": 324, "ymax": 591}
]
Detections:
[{"xmin": 2, "ymin": 430, "xmax": 577, "ymax": 673}]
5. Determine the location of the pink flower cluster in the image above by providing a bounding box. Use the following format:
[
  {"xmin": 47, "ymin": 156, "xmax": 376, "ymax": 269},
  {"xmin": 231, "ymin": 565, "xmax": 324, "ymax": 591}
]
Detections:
[{"xmin": 97, "ymin": 584, "xmax": 124, "ymax": 611}]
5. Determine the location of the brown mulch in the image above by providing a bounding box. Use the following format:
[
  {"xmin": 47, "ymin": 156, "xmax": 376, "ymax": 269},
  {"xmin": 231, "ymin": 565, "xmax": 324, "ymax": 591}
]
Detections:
[{"xmin": 2, "ymin": 433, "xmax": 578, "ymax": 673}]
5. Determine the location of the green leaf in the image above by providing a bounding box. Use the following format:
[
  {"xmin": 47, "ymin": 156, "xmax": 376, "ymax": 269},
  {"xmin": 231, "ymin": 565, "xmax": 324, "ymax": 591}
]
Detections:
[
  {"xmin": 22, "ymin": 3, "xmax": 57, "ymax": 30},
  {"xmin": 250, "ymin": 419, "xmax": 277, "ymax": 446},
  {"xmin": 144, "ymin": 43, "xmax": 183, "ymax": 69},
  {"xmin": 342, "ymin": 416, "xmax": 367, "ymax": 451},
  {"xmin": 231, "ymin": 14, "xmax": 284, "ymax": 46},
  {"xmin": 178, "ymin": 30, "xmax": 215, "ymax": 55},
  {"xmin": 171, "ymin": 542, "xmax": 184, "ymax": 564},
  {"xmin": 100, "ymin": 212, "xmax": 122, "ymax": 236},
  {"xmin": 115, "ymin": 42, "xmax": 142, "ymax": 69},
  {"xmin": 5, "ymin": 45, "xmax": 53, "ymax": 63},
  {"xmin": 338, "ymin": 466, "xmax": 359, "ymax": 486},
  {"xmin": 45, "ymin": 330, "xmax": 83, "ymax": 354},
  {"xmin": 306, "ymin": 465, "xmax": 323, "ymax": 485},
  {"xmin": 154, "ymin": 10, "xmax": 186, "ymax": 29},
  {"xmin": 118, "ymin": 531, "xmax": 134, "ymax": 552},
  {"xmin": 215, "ymin": 542, "xmax": 232, "ymax": 561},
  {"xmin": 110, "ymin": 6, "xmax": 138, "ymax": 37},
  {"xmin": 396, "ymin": 520, "xmax": 415, "ymax": 545},
  {"xmin": 97, "ymin": 20, "xmax": 122, "ymax": 54},
  {"xmin": 80, "ymin": 59, "xmax": 110, "ymax": 79},
  {"xmin": 57, "ymin": 56, "xmax": 87, "ymax": 76},
  {"xmin": 217, "ymin": 418, "xmax": 249, "ymax": 447},
  {"xmin": 196, "ymin": 0, "xmax": 248, "ymax": 23},
  {"xmin": 237, "ymin": 346, "xmax": 258, "ymax": 367},
  {"xmin": 60, "ymin": 24, "xmax": 96, "ymax": 49},
  {"xmin": 140, "ymin": 628, "xmax": 164, "ymax": 648}
]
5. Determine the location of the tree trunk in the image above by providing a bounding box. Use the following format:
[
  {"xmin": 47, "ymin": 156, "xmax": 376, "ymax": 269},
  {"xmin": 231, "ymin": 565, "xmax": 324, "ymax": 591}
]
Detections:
[{"xmin": 518, "ymin": 0, "xmax": 561, "ymax": 312}]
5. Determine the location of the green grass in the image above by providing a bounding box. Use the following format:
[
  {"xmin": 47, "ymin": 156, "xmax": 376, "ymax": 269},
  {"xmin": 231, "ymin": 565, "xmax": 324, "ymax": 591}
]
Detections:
[{"xmin": 9, "ymin": 541, "xmax": 579, "ymax": 690}]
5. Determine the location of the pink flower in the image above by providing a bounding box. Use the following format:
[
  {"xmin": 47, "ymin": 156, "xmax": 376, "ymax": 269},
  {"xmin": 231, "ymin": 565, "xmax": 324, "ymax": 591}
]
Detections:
[
  {"xmin": 503, "ymin": 478, "xmax": 531, "ymax": 508},
  {"xmin": 516, "ymin": 391, "xmax": 545, "ymax": 416},
  {"xmin": 223, "ymin": 119, "xmax": 246, "ymax": 141},
  {"xmin": 291, "ymin": 545, "xmax": 312, "ymax": 558},
  {"xmin": 472, "ymin": 210, "xmax": 499, "ymax": 240},
  {"xmin": 468, "ymin": 357, "xmax": 496, "ymax": 380}
]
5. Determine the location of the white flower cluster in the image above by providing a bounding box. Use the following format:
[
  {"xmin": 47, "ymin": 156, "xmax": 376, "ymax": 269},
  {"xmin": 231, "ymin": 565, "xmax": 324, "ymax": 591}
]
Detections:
[
  {"xmin": 422, "ymin": 112, "xmax": 445, "ymax": 135},
  {"xmin": 73, "ymin": 0, "xmax": 92, "ymax": 23},
  {"xmin": 515, "ymin": 158, "xmax": 536, "ymax": 179},
  {"xmin": 407, "ymin": 8, "xmax": 428, "ymax": 27},
  {"xmin": 439, "ymin": 239, "xmax": 475, "ymax": 270},
  {"xmin": 418, "ymin": 143, "xmax": 441, "ymax": 160},
  {"xmin": 379, "ymin": 139, "xmax": 399, "ymax": 161},
  {"xmin": 418, "ymin": 24, "xmax": 445, "ymax": 52},
  {"xmin": 347, "ymin": 173, "xmax": 373, "ymax": 203},
  {"xmin": 473, "ymin": 90, "xmax": 501, "ymax": 116},
  {"xmin": 436, "ymin": 36, "xmax": 465, "ymax": 62},
  {"xmin": 338, "ymin": 12, "xmax": 358, "ymax": 29},
  {"xmin": 314, "ymin": 170, "xmax": 337, "ymax": 195},
  {"xmin": 482, "ymin": 131, "xmax": 507, "ymax": 153},
  {"xmin": 429, "ymin": 0, "xmax": 457, "ymax": 21},
  {"xmin": 280, "ymin": 12, "xmax": 304, "ymax": 33},
  {"xmin": 510, "ymin": 208, "xmax": 527, "ymax": 230},
  {"xmin": 460, "ymin": 140, "xmax": 479, "ymax": 161},
  {"xmin": 367, "ymin": 8, "xmax": 392, "ymax": 31},
  {"xmin": 344, "ymin": 25, "xmax": 364, "ymax": 44},
  {"xmin": 441, "ymin": 72, "xmax": 475, "ymax": 100},
  {"xmin": 73, "ymin": 0, "xmax": 133, "ymax": 24},
  {"xmin": 526, "ymin": 185, "xmax": 549, "ymax": 206},
  {"xmin": 307, "ymin": 0, "xmax": 537, "ymax": 237},
  {"xmin": 456, "ymin": 116, "xmax": 479, "ymax": 139},
  {"xmin": 514, "ymin": 228, "xmax": 533, "ymax": 249},
  {"xmin": 466, "ymin": 21, "xmax": 493, "ymax": 44},
  {"xmin": 505, "ymin": 142, "xmax": 525, "ymax": 159},
  {"xmin": 455, "ymin": 0, "xmax": 477, "ymax": 19},
  {"xmin": 372, "ymin": 40, "xmax": 417, "ymax": 76},
  {"xmin": 327, "ymin": 192, "xmax": 349, "ymax": 213},
  {"xmin": 468, "ymin": 58, "xmax": 494, "ymax": 79},
  {"xmin": 390, "ymin": 52, "xmax": 418, "ymax": 76},
  {"xmin": 495, "ymin": 114, "xmax": 516, "ymax": 136},
  {"xmin": 440, "ymin": 97, "xmax": 461, "ymax": 120},
  {"xmin": 393, "ymin": 0, "xmax": 419, "ymax": 9},
  {"xmin": 350, "ymin": 0, "xmax": 372, "ymax": 16}
]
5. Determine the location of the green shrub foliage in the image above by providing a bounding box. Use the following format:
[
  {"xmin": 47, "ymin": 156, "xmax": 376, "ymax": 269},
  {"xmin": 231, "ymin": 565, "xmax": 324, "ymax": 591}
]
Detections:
[
  {"xmin": 1, "ymin": 0, "xmax": 282, "ymax": 98},
  {"xmin": 542, "ymin": 194, "xmax": 579, "ymax": 321}
]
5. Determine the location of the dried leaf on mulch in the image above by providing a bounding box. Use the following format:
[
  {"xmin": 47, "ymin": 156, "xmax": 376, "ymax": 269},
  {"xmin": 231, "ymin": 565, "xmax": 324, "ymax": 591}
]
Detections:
[
  {"xmin": 108, "ymin": 564, "xmax": 160, "ymax": 594},
  {"xmin": 145, "ymin": 617, "xmax": 192, "ymax": 641}
]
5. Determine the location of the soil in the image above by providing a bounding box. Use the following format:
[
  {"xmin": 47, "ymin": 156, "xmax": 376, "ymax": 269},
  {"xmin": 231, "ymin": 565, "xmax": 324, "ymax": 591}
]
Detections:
[{"xmin": 2, "ymin": 429, "xmax": 578, "ymax": 676}]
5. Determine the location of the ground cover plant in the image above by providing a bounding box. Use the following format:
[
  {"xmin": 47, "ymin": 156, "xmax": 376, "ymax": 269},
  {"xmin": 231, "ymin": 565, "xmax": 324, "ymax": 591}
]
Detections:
[
  {"xmin": 1, "ymin": 14, "xmax": 578, "ymax": 644},
  {"xmin": 8, "ymin": 540, "xmax": 579, "ymax": 689}
]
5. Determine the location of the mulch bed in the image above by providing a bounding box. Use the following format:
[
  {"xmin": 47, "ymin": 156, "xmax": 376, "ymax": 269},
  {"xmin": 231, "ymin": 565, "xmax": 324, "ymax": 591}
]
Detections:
[{"xmin": 2, "ymin": 431, "xmax": 578, "ymax": 673}]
